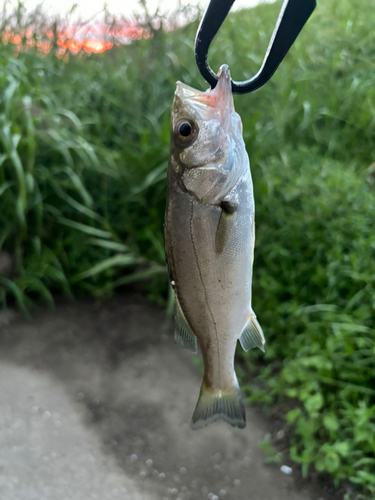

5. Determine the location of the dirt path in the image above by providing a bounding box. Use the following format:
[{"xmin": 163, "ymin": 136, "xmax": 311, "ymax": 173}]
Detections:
[{"xmin": 0, "ymin": 296, "xmax": 329, "ymax": 500}]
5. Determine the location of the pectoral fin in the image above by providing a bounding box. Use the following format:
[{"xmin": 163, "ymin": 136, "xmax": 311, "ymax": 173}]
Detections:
[
  {"xmin": 174, "ymin": 297, "xmax": 198, "ymax": 354},
  {"xmin": 215, "ymin": 201, "xmax": 238, "ymax": 254},
  {"xmin": 239, "ymin": 313, "xmax": 265, "ymax": 352}
]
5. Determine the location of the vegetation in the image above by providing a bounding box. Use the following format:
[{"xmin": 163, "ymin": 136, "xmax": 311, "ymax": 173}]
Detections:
[{"xmin": 0, "ymin": 0, "xmax": 374, "ymax": 497}]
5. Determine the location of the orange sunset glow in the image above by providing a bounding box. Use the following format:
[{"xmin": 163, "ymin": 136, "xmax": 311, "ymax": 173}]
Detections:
[{"xmin": 3, "ymin": 21, "xmax": 150, "ymax": 56}]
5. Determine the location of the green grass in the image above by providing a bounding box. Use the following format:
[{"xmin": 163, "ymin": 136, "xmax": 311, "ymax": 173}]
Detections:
[{"xmin": 0, "ymin": 0, "xmax": 374, "ymax": 497}]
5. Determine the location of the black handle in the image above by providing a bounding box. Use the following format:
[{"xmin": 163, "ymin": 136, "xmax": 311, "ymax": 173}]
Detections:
[{"xmin": 195, "ymin": 0, "xmax": 316, "ymax": 94}]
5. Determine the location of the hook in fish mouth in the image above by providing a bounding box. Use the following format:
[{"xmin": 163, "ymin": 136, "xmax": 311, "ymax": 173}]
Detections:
[
  {"xmin": 210, "ymin": 64, "xmax": 234, "ymax": 113},
  {"xmin": 194, "ymin": 0, "xmax": 316, "ymax": 94},
  {"xmin": 175, "ymin": 64, "xmax": 233, "ymax": 115}
]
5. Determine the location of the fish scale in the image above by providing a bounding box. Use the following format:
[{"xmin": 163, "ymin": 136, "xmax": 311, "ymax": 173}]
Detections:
[{"xmin": 164, "ymin": 65, "xmax": 265, "ymax": 430}]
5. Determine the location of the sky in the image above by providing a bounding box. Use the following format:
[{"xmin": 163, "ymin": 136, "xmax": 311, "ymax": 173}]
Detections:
[{"xmin": 8, "ymin": 0, "xmax": 268, "ymax": 19}]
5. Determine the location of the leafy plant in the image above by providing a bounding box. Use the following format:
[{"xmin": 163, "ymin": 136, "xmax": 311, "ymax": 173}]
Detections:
[{"xmin": 0, "ymin": 0, "xmax": 374, "ymax": 497}]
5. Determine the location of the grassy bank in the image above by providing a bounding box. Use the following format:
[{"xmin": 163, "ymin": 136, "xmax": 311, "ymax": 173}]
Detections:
[{"xmin": 0, "ymin": 0, "xmax": 374, "ymax": 497}]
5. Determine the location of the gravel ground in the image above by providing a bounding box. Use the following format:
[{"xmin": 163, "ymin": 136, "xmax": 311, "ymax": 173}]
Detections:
[{"xmin": 0, "ymin": 296, "xmax": 332, "ymax": 500}]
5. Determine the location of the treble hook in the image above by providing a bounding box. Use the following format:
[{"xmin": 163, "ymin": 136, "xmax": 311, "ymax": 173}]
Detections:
[{"xmin": 195, "ymin": 0, "xmax": 316, "ymax": 94}]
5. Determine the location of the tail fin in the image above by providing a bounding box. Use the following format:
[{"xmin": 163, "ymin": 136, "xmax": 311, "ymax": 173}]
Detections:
[{"xmin": 191, "ymin": 383, "xmax": 246, "ymax": 430}]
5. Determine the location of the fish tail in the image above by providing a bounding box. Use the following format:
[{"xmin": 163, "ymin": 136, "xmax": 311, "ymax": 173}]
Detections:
[{"xmin": 191, "ymin": 381, "xmax": 246, "ymax": 430}]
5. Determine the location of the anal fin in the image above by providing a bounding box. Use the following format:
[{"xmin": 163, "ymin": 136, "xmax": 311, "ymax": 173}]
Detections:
[
  {"xmin": 239, "ymin": 313, "xmax": 265, "ymax": 352},
  {"xmin": 174, "ymin": 297, "xmax": 198, "ymax": 354}
]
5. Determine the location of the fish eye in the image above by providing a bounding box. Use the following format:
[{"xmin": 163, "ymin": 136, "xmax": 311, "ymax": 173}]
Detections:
[
  {"xmin": 179, "ymin": 121, "xmax": 192, "ymax": 137},
  {"xmin": 174, "ymin": 118, "xmax": 198, "ymax": 144}
]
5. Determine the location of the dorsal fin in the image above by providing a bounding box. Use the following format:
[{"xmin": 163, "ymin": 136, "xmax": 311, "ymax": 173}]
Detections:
[{"xmin": 239, "ymin": 313, "xmax": 265, "ymax": 352}]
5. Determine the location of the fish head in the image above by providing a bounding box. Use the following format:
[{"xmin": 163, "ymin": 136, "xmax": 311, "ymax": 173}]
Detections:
[
  {"xmin": 170, "ymin": 65, "xmax": 247, "ymax": 204},
  {"xmin": 171, "ymin": 64, "xmax": 243, "ymax": 169}
]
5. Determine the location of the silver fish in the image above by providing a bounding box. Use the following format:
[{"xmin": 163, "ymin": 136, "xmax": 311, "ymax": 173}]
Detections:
[{"xmin": 164, "ymin": 65, "xmax": 265, "ymax": 430}]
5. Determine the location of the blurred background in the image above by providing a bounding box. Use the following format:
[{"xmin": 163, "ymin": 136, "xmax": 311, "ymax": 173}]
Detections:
[{"xmin": 0, "ymin": 0, "xmax": 374, "ymax": 499}]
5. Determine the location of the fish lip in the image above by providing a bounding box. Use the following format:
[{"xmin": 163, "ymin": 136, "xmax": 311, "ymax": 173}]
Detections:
[
  {"xmin": 174, "ymin": 64, "xmax": 233, "ymax": 111},
  {"xmin": 212, "ymin": 64, "xmax": 233, "ymax": 113},
  {"xmin": 174, "ymin": 81, "xmax": 205, "ymax": 102},
  {"xmin": 217, "ymin": 64, "xmax": 231, "ymax": 82}
]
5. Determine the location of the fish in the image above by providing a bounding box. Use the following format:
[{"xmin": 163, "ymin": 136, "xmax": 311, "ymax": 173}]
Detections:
[{"xmin": 164, "ymin": 64, "xmax": 265, "ymax": 430}]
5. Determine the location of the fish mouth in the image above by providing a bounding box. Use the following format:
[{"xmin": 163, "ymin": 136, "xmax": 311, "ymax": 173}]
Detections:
[
  {"xmin": 175, "ymin": 64, "xmax": 234, "ymax": 114},
  {"xmin": 212, "ymin": 64, "xmax": 234, "ymax": 112}
]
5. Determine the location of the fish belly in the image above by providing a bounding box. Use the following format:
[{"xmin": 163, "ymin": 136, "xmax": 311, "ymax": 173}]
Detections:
[{"xmin": 166, "ymin": 175, "xmax": 254, "ymax": 390}]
